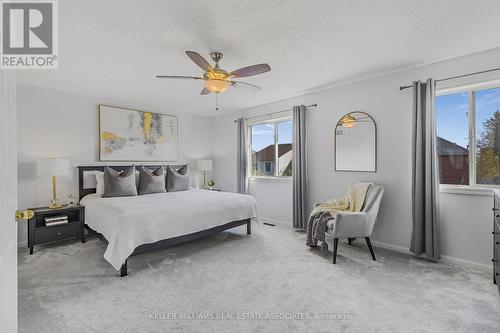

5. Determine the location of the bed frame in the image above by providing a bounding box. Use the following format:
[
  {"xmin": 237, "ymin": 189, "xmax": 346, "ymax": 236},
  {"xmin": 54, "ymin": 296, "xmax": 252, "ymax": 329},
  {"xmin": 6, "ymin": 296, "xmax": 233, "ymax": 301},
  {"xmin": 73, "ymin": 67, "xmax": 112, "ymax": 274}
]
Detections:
[{"xmin": 78, "ymin": 165, "xmax": 251, "ymax": 277}]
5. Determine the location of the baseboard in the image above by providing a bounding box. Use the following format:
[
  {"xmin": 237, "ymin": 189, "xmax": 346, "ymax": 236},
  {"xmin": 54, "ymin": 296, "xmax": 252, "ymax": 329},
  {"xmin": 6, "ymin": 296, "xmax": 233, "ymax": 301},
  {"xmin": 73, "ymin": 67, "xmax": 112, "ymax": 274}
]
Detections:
[
  {"xmin": 440, "ymin": 255, "xmax": 492, "ymax": 273},
  {"xmin": 370, "ymin": 240, "xmax": 491, "ymax": 273},
  {"xmin": 259, "ymin": 217, "xmax": 290, "ymax": 227},
  {"xmin": 370, "ymin": 240, "xmax": 412, "ymax": 255}
]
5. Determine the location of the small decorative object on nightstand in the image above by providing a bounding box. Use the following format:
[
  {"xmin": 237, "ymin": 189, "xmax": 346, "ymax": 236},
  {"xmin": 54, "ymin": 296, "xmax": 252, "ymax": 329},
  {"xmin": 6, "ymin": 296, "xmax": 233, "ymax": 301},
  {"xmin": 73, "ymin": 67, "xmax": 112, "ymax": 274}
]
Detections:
[
  {"xmin": 67, "ymin": 193, "xmax": 76, "ymax": 206},
  {"xmin": 27, "ymin": 204, "xmax": 85, "ymax": 255}
]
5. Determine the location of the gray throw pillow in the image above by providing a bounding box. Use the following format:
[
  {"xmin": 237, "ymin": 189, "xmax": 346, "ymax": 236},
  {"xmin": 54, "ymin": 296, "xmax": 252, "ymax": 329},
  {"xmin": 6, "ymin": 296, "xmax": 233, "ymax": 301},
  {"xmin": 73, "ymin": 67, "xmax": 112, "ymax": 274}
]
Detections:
[
  {"xmin": 102, "ymin": 165, "xmax": 138, "ymax": 198},
  {"xmin": 166, "ymin": 165, "xmax": 189, "ymax": 192},
  {"xmin": 138, "ymin": 166, "xmax": 166, "ymax": 195}
]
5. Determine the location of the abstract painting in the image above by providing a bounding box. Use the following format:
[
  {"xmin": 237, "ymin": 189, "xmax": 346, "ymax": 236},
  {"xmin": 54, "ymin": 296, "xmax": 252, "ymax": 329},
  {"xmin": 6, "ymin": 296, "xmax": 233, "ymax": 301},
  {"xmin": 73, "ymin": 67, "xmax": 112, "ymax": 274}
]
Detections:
[{"xmin": 99, "ymin": 105, "xmax": 178, "ymax": 161}]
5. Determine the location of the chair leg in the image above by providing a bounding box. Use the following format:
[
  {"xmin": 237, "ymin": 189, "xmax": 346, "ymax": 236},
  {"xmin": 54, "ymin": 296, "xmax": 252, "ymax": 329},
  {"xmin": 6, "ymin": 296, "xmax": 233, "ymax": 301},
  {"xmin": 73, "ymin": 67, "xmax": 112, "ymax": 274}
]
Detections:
[
  {"xmin": 332, "ymin": 238, "xmax": 338, "ymax": 264},
  {"xmin": 120, "ymin": 260, "xmax": 128, "ymax": 277},
  {"xmin": 365, "ymin": 237, "xmax": 376, "ymax": 261},
  {"xmin": 348, "ymin": 238, "xmax": 355, "ymax": 245}
]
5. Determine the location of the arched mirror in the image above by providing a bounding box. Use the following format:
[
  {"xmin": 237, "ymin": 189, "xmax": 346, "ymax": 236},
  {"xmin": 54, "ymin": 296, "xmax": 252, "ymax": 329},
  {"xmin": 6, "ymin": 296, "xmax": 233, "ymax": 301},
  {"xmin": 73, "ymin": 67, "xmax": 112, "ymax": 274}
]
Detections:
[{"xmin": 334, "ymin": 111, "xmax": 376, "ymax": 172}]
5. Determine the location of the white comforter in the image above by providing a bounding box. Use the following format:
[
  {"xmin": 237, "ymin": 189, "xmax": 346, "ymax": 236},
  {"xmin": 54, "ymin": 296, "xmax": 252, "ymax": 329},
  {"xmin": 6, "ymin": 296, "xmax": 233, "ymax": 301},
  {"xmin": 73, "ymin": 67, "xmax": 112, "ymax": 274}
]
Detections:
[{"xmin": 81, "ymin": 189, "xmax": 259, "ymax": 270}]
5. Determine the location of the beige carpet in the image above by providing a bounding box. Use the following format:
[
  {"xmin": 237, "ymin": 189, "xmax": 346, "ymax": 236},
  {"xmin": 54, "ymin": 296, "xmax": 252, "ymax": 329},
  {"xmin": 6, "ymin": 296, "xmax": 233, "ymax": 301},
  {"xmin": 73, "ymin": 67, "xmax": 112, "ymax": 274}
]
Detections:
[{"xmin": 18, "ymin": 224, "xmax": 500, "ymax": 333}]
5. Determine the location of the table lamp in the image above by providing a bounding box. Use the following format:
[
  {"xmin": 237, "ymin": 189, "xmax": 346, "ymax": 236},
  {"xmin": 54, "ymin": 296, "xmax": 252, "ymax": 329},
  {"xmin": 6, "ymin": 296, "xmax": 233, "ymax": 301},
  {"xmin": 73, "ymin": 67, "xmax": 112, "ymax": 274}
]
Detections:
[
  {"xmin": 197, "ymin": 159, "xmax": 213, "ymax": 188},
  {"xmin": 37, "ymin": 158, "xmax": 69, "ymax": 208}
]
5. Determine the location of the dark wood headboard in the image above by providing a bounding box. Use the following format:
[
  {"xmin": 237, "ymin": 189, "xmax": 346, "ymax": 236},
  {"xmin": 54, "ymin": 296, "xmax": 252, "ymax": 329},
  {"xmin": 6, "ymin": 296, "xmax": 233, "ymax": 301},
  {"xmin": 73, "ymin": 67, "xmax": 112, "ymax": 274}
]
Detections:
[{"xmin": 77, "ymin": 165, "xmax": 184, "ymax": 201}]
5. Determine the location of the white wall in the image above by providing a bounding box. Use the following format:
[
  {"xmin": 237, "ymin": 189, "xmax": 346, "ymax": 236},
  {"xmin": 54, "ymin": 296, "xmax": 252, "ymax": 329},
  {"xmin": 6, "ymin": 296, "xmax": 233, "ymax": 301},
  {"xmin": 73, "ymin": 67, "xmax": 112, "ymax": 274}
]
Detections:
[
  {"xmin": 17, "ymin": 83, "xmax": 214, "ymax": 245},
  {"xmin": 212, "ymin": 47, "xmax": 500, "ymax": 267},
  {"xmin": 439, "ymin": 192, "xmax": 492, "ymax": 265},
  {"xmin": 248, "ymin": 178, "xmax": 292, "ymax": 226}
]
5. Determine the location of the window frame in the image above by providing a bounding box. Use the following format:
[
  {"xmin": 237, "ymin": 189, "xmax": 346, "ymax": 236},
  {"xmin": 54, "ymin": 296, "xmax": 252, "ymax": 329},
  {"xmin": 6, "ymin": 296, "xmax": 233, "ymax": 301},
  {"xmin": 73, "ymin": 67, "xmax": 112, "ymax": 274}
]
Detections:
[
  {"xmin": 436, "ymin": 80, "xmax": 500, "ymax": 191},
  {"xmin": 248, "ymin": 113, "xmax": 293, "ymax": 179}
]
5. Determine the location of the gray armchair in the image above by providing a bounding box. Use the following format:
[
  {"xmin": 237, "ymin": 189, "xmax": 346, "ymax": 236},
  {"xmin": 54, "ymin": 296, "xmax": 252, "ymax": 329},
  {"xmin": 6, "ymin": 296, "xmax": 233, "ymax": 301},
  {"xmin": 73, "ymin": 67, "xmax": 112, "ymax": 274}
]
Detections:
[{"xmin": 318, "ymin": 184, "xmax": 384, "ymax": 264}]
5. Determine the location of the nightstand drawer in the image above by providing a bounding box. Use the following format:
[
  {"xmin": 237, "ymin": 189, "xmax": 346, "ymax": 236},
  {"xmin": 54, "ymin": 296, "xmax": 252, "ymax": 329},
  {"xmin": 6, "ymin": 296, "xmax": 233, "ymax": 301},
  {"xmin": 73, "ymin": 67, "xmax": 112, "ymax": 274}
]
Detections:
[{"xmin": 34, "ymin": 223, "xmax": 81, "ymax": 244}]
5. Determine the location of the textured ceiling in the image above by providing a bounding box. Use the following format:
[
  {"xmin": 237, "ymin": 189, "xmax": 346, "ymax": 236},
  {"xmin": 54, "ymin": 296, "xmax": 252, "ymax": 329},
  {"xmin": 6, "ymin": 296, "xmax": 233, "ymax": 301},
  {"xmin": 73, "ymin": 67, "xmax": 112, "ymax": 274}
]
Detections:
[{"xmin": 17, "ymin": 0, "xmax": 500, "ymax": 115}]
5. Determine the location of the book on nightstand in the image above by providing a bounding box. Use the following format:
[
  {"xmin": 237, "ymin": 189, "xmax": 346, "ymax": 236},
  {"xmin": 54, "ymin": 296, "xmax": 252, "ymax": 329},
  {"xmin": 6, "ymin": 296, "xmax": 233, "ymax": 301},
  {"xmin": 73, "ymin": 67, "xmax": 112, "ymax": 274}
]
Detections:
[{"xmin": 44, "ymin": 215, "xmax": 69, "ymax": 227}]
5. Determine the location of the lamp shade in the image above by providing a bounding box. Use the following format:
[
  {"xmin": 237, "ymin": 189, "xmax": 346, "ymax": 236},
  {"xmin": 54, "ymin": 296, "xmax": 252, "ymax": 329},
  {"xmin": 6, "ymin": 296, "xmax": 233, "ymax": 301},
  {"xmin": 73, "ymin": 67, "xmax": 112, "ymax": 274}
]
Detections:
[
  {"xmin": 197, "ymin": 159, "xmax": 213, "ymax": 171},
  {"xmin": 37, "ymin": 158, "xmax": 69, "ymax": 176}
]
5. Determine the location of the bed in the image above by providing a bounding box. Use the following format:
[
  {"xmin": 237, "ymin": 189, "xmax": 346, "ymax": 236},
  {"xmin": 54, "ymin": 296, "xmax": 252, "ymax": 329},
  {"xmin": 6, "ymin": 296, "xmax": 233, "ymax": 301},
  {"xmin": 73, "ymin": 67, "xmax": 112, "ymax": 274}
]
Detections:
[{"xmin": 78, "ymin": 165, "xmax": 258, "ymax": 277}]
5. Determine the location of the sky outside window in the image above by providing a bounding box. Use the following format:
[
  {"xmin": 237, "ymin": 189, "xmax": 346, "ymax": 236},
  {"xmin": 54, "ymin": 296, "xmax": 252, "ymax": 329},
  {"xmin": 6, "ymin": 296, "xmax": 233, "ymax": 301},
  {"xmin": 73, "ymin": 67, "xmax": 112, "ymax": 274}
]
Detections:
[
  {"xmin": 435, "ymin": 92, "xmax": 469, "ymax": 148},
  {"xmin": 251, "ymin": 123, "xmax": 275, "ymax": 151}
]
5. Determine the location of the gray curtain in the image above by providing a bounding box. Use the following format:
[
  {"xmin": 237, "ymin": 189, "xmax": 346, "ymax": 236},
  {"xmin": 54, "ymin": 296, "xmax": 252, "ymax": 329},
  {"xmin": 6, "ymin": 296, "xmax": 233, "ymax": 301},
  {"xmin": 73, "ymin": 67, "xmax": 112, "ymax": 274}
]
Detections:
[
  {"xmin": 293, "ymin": 105, "xmax": 307, "ymax": 229},
  {"xmin": 236, "ymin": 117, "xmax": 248, "ymax": 194},
  {"xmin": 410, "ymin": 79, "xmax": 441, "ymax": 260}
]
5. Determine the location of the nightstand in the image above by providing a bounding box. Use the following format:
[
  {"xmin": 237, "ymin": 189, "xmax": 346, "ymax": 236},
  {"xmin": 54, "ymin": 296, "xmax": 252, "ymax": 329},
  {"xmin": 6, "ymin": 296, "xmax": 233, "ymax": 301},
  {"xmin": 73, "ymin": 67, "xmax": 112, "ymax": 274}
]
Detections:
[{"xmin": 27, "ymin": 204, "xmax": 85, "ymax": 255}]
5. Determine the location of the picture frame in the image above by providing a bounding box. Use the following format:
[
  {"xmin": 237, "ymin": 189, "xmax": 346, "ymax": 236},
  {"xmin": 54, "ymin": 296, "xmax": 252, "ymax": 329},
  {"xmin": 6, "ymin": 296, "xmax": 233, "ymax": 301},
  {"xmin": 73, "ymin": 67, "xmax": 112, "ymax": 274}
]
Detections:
[{"xmin": 98, "ymin": 105, "xmax": 178, "ymax": 161}]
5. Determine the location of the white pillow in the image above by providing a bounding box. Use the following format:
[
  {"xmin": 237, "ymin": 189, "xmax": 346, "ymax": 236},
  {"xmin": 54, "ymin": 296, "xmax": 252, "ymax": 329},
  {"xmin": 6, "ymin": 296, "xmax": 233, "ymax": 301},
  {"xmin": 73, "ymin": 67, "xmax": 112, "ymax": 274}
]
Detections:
[{"xmin": 95, "ymin": 171, "xmax": 104, "ymax": 195}]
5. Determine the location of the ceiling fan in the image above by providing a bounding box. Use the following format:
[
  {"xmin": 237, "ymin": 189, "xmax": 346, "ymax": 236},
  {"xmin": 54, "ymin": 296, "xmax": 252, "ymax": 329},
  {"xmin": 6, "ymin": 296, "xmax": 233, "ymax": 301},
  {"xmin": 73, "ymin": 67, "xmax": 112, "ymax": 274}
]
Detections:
[{"xmin": 156, "ymin": 51, "xmax": 271, "ymax": 98}]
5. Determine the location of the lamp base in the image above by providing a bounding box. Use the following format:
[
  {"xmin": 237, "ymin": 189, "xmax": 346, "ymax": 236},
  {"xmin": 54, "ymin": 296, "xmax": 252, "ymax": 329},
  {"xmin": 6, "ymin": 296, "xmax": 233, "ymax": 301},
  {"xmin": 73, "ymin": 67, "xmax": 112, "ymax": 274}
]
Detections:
[
  {"xmin": 49, "ymin": 176, "xmax": 63, "ymax": 209},
  {"xmin": 48, "ymin": 199, "xmax": 63, "ymax": 209}
]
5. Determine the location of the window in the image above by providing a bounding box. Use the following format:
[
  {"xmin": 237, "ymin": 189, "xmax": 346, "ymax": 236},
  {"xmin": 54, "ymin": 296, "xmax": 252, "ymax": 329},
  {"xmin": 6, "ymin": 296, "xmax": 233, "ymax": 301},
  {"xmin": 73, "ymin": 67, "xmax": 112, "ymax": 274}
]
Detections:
[
  {"xmin": 436, "ymin": 85, "xmax": 500, "ymax": 186},
  {"xmin": 435, "ymin": 92, "xmax": 469, "ymax": 185},
  {"xmin": 250, "ymin": 117, "xmax": 292, "ymax": 177},
  {"xmin": 476, "ymin": 88, "xmax": 500, "ymax": 185}
]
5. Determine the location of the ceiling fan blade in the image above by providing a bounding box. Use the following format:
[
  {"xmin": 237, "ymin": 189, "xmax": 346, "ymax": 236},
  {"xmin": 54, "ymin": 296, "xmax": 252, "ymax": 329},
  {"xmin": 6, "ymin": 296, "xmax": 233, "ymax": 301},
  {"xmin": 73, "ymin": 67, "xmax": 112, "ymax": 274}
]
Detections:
[
  {"xmin": 229, "ymin": 64, "xmax": 271, "ymax": 78},
  {"xmin": 156, "ymin": 75, "xmax": 203, "ymax": 80},
  {"xmin": 231, "ymin": 81, "xmax": 261, "ymax": 92},
  {"xmin": 200, "ymin": 87, "xmax": 211, "ymax": 95},
  {"xmin": 185, "ymin": 51, "xmax": 213, "ymax": 72}
]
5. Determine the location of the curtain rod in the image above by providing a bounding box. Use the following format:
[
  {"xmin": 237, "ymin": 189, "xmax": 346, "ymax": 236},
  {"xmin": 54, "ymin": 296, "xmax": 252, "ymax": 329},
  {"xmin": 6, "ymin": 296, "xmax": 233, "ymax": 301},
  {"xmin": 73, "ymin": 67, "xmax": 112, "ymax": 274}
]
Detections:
[
  {"xmin": 399, "ymin": 66, "xmax": 500, "ymax": 90},
  {"xmin": 234, "ymin": 104, "xmax": 317, "ymax": 123}
]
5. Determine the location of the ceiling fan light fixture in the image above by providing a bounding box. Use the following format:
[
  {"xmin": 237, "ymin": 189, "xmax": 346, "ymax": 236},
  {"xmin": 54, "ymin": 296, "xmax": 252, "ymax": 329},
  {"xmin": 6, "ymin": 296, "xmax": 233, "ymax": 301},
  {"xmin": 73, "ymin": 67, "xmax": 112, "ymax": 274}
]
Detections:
[
  {"xmin": 204, "ymin": 70, "xmax": 230, "ymax": 93},
  {"xmin": 204, "ymin": 78, "xmax": 230, "ymax": 93},
  {"xmin": 341, "ymin": 114, "xmax": 356, "ymax": 128}
]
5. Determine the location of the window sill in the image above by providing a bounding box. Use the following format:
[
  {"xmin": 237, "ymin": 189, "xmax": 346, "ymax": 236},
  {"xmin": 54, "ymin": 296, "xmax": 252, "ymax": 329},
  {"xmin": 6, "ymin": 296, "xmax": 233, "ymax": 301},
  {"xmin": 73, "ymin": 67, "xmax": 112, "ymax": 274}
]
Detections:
[
  {"xmin": 439, "ymin": 185, "xmax": 494, "ymax": 196},
  {"xmin": 248, "ymin": 176, "xmax": 292, "ymax": 182}
]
